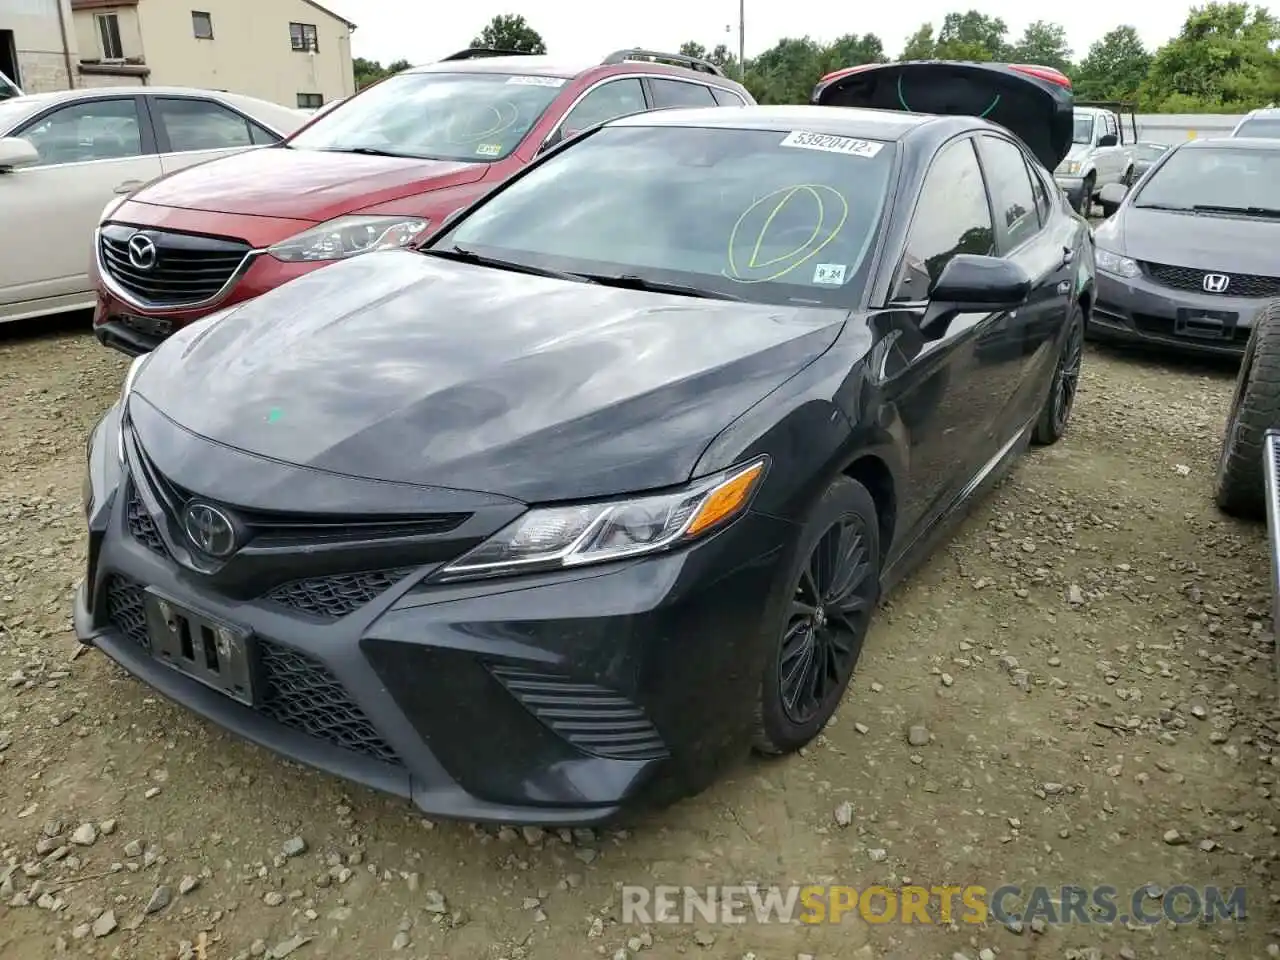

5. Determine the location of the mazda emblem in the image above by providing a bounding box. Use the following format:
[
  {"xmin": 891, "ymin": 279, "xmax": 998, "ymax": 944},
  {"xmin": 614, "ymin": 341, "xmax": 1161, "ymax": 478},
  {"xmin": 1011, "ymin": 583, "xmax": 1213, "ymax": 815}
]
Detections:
[
  {"xmin": 127, "ymin": 234, "xmax": 158, "ymax": 271},
  {"xmin": 182, "ymin": 503, "xmax": 237, "ymax": 557},
  {"xmin": 1202, "ymin": 273, "xmax": 1230, "ymax": 294}
]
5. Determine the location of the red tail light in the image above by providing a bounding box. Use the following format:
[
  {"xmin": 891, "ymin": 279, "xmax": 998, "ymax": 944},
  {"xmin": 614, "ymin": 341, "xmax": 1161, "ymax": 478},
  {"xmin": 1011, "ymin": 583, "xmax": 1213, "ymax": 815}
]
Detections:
[
  {"xmin": 1008, "ymin": 63, "xmax": 1072, "ymax": 88},
  {"xmin": 817, "ymin": 63, "xmax": 878, "ymax": 85}
]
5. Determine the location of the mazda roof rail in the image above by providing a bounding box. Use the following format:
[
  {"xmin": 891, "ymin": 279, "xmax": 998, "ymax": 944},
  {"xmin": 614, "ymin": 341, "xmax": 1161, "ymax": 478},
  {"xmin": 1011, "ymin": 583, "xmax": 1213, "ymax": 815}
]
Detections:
[
  {"xmin": 602, "ymin": 48, "xmax": 724, "ymax": 77},
  {"xmin": 440, "ymin": 47, "xmax": 538, "ymax": 61}
]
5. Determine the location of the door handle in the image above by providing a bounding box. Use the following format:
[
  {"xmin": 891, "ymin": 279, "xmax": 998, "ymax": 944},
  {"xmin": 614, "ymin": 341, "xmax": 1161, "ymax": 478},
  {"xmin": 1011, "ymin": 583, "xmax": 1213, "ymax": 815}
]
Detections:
[
  {"xmin": 1061, "ymin": 247, "xmax": 1074, "ymax": 266},
  {"xmin": 114, "ymin": 180, "xmax": 144, "ymax": 195}
]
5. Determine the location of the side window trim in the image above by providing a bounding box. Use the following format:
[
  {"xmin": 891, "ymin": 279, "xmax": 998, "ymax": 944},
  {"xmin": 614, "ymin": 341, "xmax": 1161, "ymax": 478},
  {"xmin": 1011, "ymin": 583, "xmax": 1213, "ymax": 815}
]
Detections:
[
  {"xmin": 12, "ymin": 94, "xmax": 156, "ymax": 167},
  {"xmin": 710, "ymin": 85, "xmax": 747, "ymax": 106},
  {"xmin": 542, "ymin": 76, "xmax": 651, "ymax": 150},
  {"xmin": 147, "ymin": 95, "xmax": 262, "ymax": 154},
  {"xmin": 889, "ymin": 134, "xmax": 994, "ymax": 303},
  {"xmin": 974, "ymin": 134, "xmax": 1043, "ymax": 254}
]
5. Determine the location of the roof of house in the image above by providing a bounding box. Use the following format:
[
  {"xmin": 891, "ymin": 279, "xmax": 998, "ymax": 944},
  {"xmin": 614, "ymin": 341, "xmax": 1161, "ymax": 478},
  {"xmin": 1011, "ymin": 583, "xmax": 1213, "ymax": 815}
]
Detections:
[{"xmin": 301, "ymin": 0, "xmax": 357, "ymax": 30}]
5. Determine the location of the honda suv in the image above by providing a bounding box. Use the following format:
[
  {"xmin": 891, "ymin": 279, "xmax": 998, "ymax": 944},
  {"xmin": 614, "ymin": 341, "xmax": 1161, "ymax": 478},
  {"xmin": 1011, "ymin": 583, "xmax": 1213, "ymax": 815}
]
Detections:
[{"xmin": 91, "ymin": 48, "xmax": 754, "ymax": 355}]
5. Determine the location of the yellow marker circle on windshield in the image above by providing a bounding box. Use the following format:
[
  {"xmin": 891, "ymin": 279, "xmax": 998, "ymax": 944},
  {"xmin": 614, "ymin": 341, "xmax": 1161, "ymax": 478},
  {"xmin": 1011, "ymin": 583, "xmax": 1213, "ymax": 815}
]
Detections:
[
  {"xmin": 444, "ymin": 101, "xmax": 521, "ymax": 144},
  {"xmin": 725, "ymin": 184, "xmax": 849, "ymax": 284}
]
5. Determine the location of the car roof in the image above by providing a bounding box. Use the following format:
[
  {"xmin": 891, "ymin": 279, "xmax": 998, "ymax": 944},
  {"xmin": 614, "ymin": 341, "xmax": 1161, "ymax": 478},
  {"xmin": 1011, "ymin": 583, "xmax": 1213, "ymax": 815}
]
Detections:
[
  {"xmin": 610, "ymin": 104, "xmax": 939, "ymax": 140},
  {"xmin": 406, "ymin": 53, "xmax": 740, "ymax": 86},
  {"xmin": 1244, "ymin": 107, "xmax": 1280, "ymax": 117},
  {"xmin": 1181, "ymin": 136, "xmax": 1280, "ymax": 151}
]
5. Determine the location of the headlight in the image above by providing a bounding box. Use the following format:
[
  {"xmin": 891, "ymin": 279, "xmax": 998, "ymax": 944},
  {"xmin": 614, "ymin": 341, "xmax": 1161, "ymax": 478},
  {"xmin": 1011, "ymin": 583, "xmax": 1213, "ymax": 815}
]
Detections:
[
  {"xmin": 434, "ymin": 457, "xmax": 769, "ymax": 582},
  {"xmin": 1095, "ymin": 247, "xmax": 1141, "ymax": 279},
  {"xmin": 1058, "ymin": 161, "xmax": 1082, "ymax": 176},
  {"xmin": 117, "ymin": 354, "xmax": 150, "ymax": 464},
  {"xmin": 267, "ymin": 215, "xmax": 430, "ymax": 263}
]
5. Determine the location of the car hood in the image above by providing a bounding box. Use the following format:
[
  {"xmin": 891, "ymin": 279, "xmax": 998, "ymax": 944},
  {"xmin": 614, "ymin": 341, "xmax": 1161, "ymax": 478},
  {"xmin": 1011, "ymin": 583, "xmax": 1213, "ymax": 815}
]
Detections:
[
  {"xmin": 132, "ymin": 252, "xmax": 848, "ymax": 503},
  {"xmin": 129, "ymin": 146, "xmax": 488, "ymax": 221},
  {"xmin": 810, "ymin": 60, "xmax": 1073, "ymax": 171},
  {"xmin": 1111, "ymin": 206, "xmax": 1280, "ymax": 274}
]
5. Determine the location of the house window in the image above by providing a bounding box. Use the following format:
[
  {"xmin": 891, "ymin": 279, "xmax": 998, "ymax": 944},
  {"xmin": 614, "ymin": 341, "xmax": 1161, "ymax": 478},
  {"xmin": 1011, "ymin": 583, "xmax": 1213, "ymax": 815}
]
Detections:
[
  {"xmin": 289, "ymin": 22, "xmax": 318, "ymax": 52},
  {"xmin": 191, "ymin": 11, "xmax": 213, "ymax": 39},
  {"xmin": 297, "ymin": 93, "xmax": 323, "ymax": 109},
  {"xmin": 97, "ymin": 14, "xmax": 123, "ymax": 59}
]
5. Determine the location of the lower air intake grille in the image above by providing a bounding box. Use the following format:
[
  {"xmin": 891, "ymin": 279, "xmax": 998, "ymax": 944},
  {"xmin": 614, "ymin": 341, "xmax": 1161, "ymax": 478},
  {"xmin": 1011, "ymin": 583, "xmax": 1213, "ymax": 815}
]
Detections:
[
  {"xmin": 489, "ymin": 664, "xmax": 668, "ymax": 761},
  {"xmin": 264, "ymin": 568, "xmax": 417, "ymax": 619},
  {"xmin": 126, "ymin": 487, "xmax": 166, "ymax": 556},
  {"xmin": 103, "ymin": 575, "xmax": 401, "ymax": 766}
]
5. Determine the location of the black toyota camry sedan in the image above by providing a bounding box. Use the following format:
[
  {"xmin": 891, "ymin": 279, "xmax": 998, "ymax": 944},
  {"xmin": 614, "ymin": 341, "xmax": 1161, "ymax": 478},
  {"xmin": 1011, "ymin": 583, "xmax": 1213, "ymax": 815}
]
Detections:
[{"xmin": 77, "ymin": 61, "xmax": 1094, "ymax": 824}]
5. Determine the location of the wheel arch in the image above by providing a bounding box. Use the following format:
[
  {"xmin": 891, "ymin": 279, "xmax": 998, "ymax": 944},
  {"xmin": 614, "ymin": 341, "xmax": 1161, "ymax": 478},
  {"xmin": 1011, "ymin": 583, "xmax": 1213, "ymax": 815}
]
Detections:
[{"xmin": 841, "ymin": 453, "xmax": 896, "ymax": 567}]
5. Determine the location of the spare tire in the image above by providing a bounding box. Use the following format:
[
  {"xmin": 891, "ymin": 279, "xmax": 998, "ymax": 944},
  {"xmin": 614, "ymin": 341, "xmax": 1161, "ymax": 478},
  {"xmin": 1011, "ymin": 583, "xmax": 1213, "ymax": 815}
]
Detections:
[{"xmin": 1215, "ymin": 298, "xmax": 1280, "ymax": 519}]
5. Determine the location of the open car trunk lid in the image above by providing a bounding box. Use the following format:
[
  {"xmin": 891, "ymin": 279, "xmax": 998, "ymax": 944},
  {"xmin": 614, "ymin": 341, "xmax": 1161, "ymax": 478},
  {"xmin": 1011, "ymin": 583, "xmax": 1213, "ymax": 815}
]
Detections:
[{"xmin": 810, "ymin": 60, "xmax": 1073, "ymax": 171}]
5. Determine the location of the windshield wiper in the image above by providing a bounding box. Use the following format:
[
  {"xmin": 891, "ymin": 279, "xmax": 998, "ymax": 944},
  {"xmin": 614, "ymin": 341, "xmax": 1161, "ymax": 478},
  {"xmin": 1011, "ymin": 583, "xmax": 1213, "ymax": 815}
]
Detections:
[
  {"xmin": 420, "ymin": 245, "xmax": 585, "ymax": 282},
  {"xmin": 1133, "ymin": 202, "xmax": 1193, "ymax": 211},
  {"xmin": 323, "ymin": 146, "xmax": 412, "ymax": 158},
  {"xmin": 573, "ymin": 274, "xmax": 744, "ymax": 302},
  {"xmin": 1191, "ymin": 203, "xmax": 1280, "ymax": 218}
]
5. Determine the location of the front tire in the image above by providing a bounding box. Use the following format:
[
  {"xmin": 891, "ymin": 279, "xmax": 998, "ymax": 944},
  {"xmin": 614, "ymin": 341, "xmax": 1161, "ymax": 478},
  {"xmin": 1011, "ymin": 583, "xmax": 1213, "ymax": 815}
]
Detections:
[
  {"xmin": 753, "ymin": 477, "xmax": 880, "ymax": 756},
  {"xmin": 1076, "ymin": 174, "xmax": 1095, "ymax": 216},
  {"xmin": 1215, "ymin": 299, "xmax": 1280, "ymax": 519},
  {"xmin": 1033, "ymin": 300, "xmax": 1085, "ymax": 446}
]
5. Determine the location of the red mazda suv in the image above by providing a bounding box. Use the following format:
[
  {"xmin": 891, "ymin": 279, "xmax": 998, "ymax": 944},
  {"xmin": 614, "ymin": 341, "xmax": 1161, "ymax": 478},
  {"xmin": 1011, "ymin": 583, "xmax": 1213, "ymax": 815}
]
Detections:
[{"xmin": 92, "ymin": 47, "xmax": 754, "ymax": 355}]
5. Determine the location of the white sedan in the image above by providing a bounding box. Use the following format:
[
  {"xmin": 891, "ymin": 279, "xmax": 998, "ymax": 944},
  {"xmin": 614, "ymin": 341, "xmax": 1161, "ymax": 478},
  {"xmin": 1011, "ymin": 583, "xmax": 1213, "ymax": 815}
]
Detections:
[{"xmin": 0, "ymin": 86, "xmax": 308, "ymax": 324}]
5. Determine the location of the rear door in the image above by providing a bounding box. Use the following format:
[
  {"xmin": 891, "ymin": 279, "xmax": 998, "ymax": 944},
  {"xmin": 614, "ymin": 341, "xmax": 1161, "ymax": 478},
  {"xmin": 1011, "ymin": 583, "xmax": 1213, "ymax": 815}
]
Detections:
[
  {"xmin": 973, "ymin": 133, "xmax": 1070, "ymax": 438},
  {"xmin": 878, "ymin": 135, "xmax": 1001, "ymax": 533},
  {"xmin": 146, "ymin": 95, "xmax": 280, "ymax": 175},
  {"xmin": 811, "ymin": 61, "xmax": 1073, "ymax": 172},
  {"xmin": 0, "ymin": 94, "xmax": 161, "ymax": 312}
]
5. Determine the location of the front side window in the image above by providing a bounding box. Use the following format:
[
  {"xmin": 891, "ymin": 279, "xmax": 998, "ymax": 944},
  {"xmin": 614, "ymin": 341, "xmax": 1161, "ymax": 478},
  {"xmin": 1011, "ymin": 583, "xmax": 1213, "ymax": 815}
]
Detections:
[
  {"xmin": 1234, "ymin": 117, "xmax": 1280, "ymax": 139},
  {"xmin": 16, "ymin": 98, "xmax": 143, "ymax": 166},
  {"xmin": 892, "ymin": 138, "xmax": 994, "ymax": 301},
  {"xmin": 1132, "ymin": 146, "xmax": 1280, "ymax": 214},
  {"xmin": 436, "ymin": 124, "xmax": 897, "ymax": 307},
  {"xmin": 558, "ymin": 78, "xmax": 645, "ymax": 139},
  {"xmin": 288, "ymin": 71, "xmax": 567, "ymax": 162},
  {"xmin": 1071, "ymin": 114, "xmax": 1093, "ymax": 144}
]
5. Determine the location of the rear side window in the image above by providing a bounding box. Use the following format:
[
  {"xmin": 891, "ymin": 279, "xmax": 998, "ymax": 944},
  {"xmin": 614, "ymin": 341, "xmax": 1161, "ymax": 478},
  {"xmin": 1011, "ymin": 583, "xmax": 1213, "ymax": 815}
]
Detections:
[
  {"xmin": 154, "ymin": 97, "xmax": 262, "ymax": 152},
  {"xmin": 893, "ymin": 138, "xmax": 994, "ymax": 301},
  {"xmin": 711, "ymin": 86, "xmax": 746, "ymax": 106},
  {"xmin": 976, "ymin": 135, "xmax": 1040, "ymax": 250},
  {"xmin": 648, "ymin": 78, "xmax": 717, "ymax": 108}
]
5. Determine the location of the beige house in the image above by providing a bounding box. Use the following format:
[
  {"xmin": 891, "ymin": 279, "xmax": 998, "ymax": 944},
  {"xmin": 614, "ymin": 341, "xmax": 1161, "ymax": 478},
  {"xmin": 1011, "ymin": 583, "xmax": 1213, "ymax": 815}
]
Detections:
[
  {"xmin": 67, "ymin": 0, "xmax": 355, "ymax": 108},
  {"xmin": 0, "ymin": 0, "xmax": 79, "ymax": 93}
]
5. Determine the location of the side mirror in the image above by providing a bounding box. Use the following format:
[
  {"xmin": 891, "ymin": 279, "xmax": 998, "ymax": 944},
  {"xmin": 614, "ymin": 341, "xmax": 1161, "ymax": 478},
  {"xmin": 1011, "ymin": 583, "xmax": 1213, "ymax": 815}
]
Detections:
[
  {"xmin": 0, "ymin": 136, "xmax": 39, "ymax": 171},
  {"xmin": 922, "ymin": 254, "xmax": 1031, "ymax": 333},
  {"xmin": 1098, "ymin": 182, "xmax": 1129, "ymax": 207},
  {"xmin": 1097, "ymin": 133, "xmax": 1118, "ymax": 148}
]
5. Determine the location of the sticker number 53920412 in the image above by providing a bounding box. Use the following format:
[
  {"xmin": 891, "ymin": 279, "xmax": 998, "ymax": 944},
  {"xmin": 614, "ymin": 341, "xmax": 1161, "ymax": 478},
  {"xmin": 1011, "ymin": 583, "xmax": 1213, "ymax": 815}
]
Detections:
[{"xmin": 779, "ymin": 131, "xmax": 884, "ymax": 158}]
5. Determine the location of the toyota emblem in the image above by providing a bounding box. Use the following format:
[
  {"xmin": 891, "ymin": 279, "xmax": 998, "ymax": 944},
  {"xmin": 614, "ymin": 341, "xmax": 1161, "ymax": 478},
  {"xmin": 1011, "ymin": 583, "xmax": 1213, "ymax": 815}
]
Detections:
[
  {"xmin": 127, "ymin": 234, "xmax": 158, "ymax": 271},
  {"xmin": 1202, "ymin": 273, "xmax": 1230, "ymax": 294},
  {"xmin": 182, "ymin": 502, "xmax": 237, "ymax": 557}
]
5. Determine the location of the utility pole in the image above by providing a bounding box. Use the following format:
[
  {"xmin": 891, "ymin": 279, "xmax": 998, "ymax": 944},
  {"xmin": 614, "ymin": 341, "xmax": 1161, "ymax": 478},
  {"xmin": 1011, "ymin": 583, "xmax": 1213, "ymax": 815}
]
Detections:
[{"xmin": 738, "ymin": 0, "xmax": 745, "ymax": 72}]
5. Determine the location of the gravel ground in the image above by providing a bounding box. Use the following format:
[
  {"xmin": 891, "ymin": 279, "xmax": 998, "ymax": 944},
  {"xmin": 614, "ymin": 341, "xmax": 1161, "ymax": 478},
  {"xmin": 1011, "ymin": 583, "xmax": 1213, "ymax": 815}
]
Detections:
[{"xmin": 1, "ymin": 312, "xmax": 1278, "ymax": 960}]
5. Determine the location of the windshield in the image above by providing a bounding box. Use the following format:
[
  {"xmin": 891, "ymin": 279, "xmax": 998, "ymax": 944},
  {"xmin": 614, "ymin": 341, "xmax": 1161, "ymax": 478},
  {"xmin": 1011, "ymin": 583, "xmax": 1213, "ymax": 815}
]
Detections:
[
  {"xmin": 433, "ymin": 125, "xmax": 896, "ymax": 307},
  {"xmin": 1136, "ymin": 143, "xmax": 1168, "ymax": 160},
  {"xmin": 1133, "ymin": 146, "xmax": 1280, "ymax": 212},
  {"xmin": 1234, "ymin": 117, "xmax": 1280, "ymax": 139},
  {"xmin": 1072, "ymin": 114, "xmax": 1094, "ymax": 144},
  {"xmin": 287, "ymin": 71, "xmax": 567, "ymax": 162}
]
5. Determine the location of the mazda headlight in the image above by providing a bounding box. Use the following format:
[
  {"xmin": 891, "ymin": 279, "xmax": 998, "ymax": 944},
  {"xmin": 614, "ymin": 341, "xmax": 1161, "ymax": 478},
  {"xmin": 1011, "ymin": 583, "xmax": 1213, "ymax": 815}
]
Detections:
[
  {"xmin": 117, "ymin": 353, "xmax": 150, "ymax": 464},
  {"xmin": 267, "ymin": 215, "xmax": 430, "ymax": 263},
  {"xmin": 1095, "ymin": 247, "xmax": 1141, "ymax": 279},
  {"xmin": 434, "ymin": 457, "xmax": 769, "ymax": 582}
]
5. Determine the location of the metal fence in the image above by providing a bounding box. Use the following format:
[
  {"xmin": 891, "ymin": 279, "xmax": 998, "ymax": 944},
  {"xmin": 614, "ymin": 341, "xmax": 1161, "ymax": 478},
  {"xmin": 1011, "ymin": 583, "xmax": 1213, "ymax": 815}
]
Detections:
[{"xmin": 1132, "ymin": 114, "xmax": 1244, "ymax": 145}]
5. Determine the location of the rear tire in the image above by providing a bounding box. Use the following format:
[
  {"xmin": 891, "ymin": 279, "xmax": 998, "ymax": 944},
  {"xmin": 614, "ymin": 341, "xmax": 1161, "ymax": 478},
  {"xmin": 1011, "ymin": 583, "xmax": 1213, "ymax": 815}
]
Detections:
[
  {"xmin": 752, "ymin": 477, "xmax": 880, "ymax": 756},
  {"xmin": 1215, "ymin": 299, "xmax": 1280, "ymax": 519},
  {"xmin": 1033, "ymin": 300, "xmax": 1085, "ymax": 446}
]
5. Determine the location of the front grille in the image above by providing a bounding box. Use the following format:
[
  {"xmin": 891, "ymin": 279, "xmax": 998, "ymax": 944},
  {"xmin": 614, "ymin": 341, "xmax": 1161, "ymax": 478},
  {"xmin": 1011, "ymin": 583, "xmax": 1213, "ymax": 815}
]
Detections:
[
  {"xmin": 489, "ymin": 664, "xmax": 668, "ymax": 761},
  {"xmin": 1141, "ymin": 262, "xmax": 1280, "ymax": 299},
  {"xmin": 100, "ymin": 224, "xmax": 250, "ymax": 308},
  {"xmin": 265, "ymin": 568, "xmax": 417, "ymax": 619},
  {"xmin": 103, "ymin": 575, "xmax": 401, "ymax": 767},
  {"xmin": 125, "ymin": 486, "xmax": 166, "ymax": 556}
]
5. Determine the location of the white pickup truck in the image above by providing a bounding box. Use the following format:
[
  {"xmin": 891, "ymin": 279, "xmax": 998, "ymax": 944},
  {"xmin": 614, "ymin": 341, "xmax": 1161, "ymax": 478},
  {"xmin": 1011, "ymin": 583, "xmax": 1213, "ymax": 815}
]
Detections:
[{"xmin": 1054, "ymin": 102, "xmax": 1138, "ymax": 215}]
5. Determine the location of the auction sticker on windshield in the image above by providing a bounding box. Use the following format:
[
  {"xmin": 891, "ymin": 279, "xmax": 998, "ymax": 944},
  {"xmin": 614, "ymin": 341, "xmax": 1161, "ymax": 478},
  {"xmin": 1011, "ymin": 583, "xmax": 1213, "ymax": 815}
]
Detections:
[
  {"xmin": 780, "ymin": 131, "xmax": 884, "ymax": 158},
  {"xmin": 506, "ymin": 75, "xmax": 566, "ymax": 87}
]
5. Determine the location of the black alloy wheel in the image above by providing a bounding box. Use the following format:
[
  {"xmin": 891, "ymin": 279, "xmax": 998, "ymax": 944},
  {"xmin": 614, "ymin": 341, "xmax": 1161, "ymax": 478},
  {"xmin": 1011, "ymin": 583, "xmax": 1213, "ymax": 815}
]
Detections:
[
  {"xmin": 1034, "ymin": 301, "xmax": 1084, "ymax": 446},
  {"xmin": 754, "ymin": 477, "xmax": 880, "ymax": 755}
]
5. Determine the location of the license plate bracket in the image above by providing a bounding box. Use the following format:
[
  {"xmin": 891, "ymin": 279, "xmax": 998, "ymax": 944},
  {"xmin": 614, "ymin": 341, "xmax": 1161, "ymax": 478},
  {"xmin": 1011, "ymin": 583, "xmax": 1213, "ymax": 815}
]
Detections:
[
  {"xmin": 143, "ymin": 589, "xmax": 255, "ymax": 706},
  {"xmin": 1175, "ymin": 307, "xmax": 1238, "ymax": 341}
]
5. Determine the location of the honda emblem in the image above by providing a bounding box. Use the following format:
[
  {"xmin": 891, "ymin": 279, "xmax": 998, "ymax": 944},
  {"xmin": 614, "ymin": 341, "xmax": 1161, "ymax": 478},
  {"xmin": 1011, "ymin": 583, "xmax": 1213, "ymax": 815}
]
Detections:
[{"xmin": 1202, "ymin": 273, "xmax": 1230, "ymax": 294}]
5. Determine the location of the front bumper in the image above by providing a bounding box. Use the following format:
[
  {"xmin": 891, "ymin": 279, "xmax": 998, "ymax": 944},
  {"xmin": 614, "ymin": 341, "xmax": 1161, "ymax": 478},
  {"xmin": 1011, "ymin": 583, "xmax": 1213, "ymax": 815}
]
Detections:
[
  {"xmin": 77, "ymin": 418, "xmax": 794, "ymax": 823},
  {"xmin": 1091, "ymin": 270, "xmax": 1267, "ymax": 357}
]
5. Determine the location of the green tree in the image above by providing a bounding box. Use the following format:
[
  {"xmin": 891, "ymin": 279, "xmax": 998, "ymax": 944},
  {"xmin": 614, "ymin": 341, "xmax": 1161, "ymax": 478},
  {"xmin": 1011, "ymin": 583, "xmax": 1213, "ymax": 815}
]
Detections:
[
  {"xmin": 352, "ymin": 57, "xmax": 413, "ymax": 90},
  {"xmin": 471, "ymin": 13, "xmax": 547, "ymax": 54},
  {"xmin": 1073, "ymin": 26, "xmax": 1150, "ymax": 101},
  {"xmin": 820, "ymin": 33, "xmax": 889, "ymax": 73},
  {"xmin": 679, "ymin": 41, "xmax": 708, "ymax": 60},
  {"xmin": 900, "ymin": 23, "xmax": 937, "ymax": 60},
  {"xmin": 744, "ymin": 36, "xmax": 829, "ymax": 103},
  {"xmin": 1008, "ymin": 21, "xmax": 1073, "ymax": 72},
  {"xmin": 1140, "ymin": 2, "xmax": 1280, "ymax": 111},
  {"xmin": 935, "ymin": 10, "xmax": 1008, "ymax": 60}
]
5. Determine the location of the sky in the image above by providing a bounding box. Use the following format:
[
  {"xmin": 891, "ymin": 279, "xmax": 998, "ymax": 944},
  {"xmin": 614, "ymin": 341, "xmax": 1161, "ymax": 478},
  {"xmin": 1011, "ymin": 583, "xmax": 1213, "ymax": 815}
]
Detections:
[{"xmin": 318, "ymin": 0, "xmax": 1193, "ymax": 69}]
